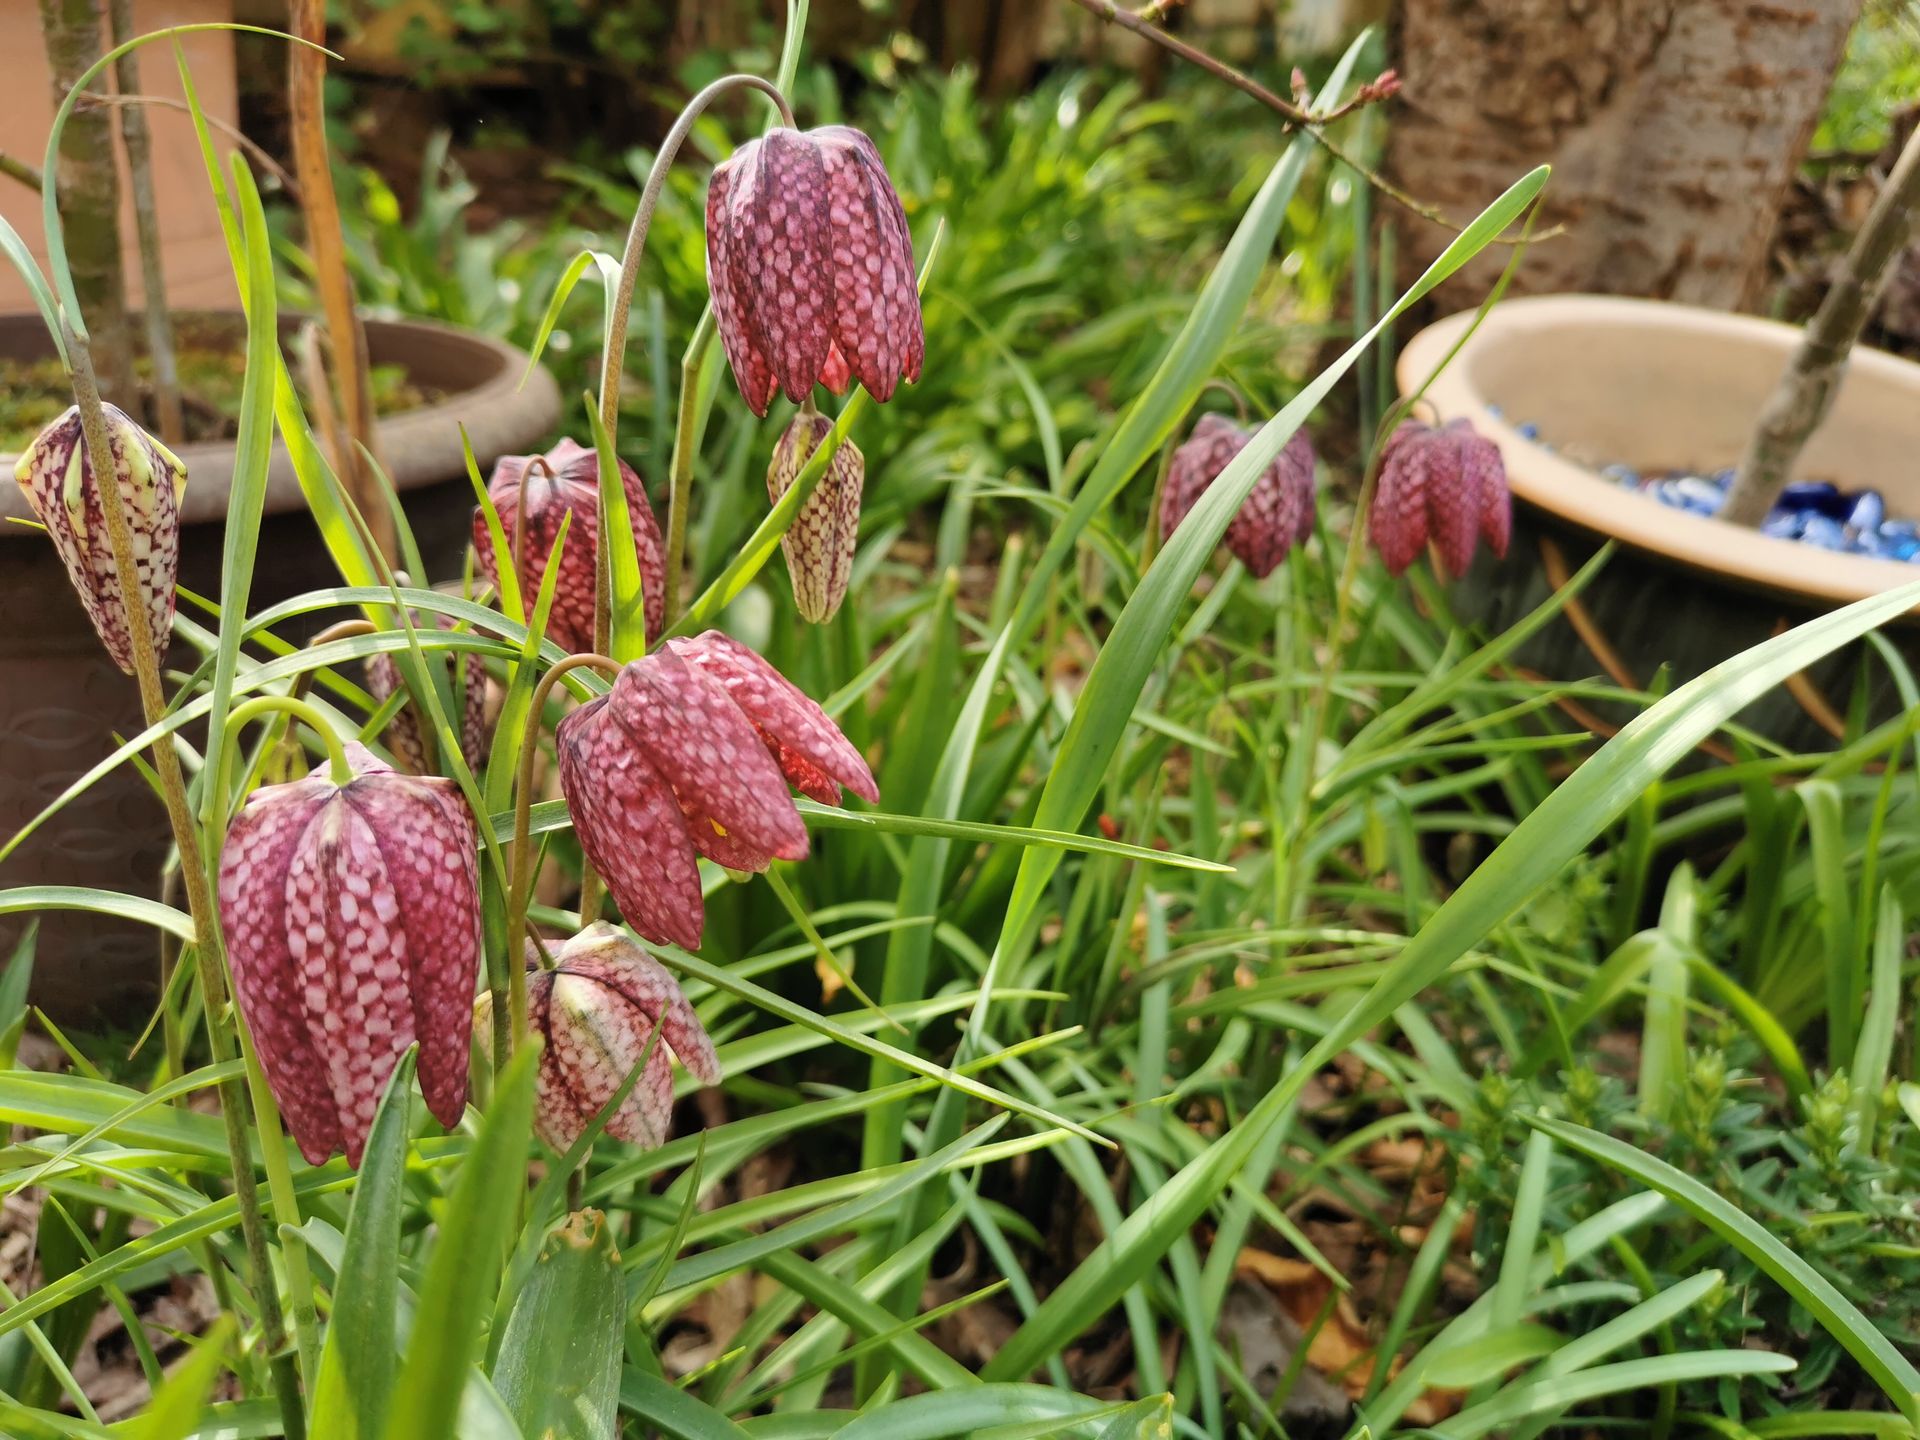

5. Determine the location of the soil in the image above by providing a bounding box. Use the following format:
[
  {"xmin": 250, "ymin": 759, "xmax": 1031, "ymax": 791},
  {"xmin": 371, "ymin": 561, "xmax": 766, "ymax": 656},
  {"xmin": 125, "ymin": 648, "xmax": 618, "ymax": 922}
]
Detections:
[{"xmin": 0, "ymin": 316, "xmax": 442, "ymax": 447}]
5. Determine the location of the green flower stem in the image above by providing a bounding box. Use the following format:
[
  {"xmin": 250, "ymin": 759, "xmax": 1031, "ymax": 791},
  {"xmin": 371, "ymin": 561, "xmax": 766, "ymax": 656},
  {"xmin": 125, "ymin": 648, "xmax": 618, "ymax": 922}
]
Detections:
[
  {"xmin": 63, "ymin": 329, "xmax": 308, "ymax": 1440},
  {"xmin": 663, "ymin": 312, "xmax": 717, "ymax": 626},
  {"xmin": 222, "ymin": 694, "xmax": 356, "ymax": 793},
  {"xmin": 591, "ymin": 71, "xmax": 794, "ymax": 658},
  {"xmin": 505, "ymin": 653, "xmax": 624, "ymax": 1072},
  {"xmin": 233, "ymin": 1004, "xmax": 321, "ymax": 1386}
]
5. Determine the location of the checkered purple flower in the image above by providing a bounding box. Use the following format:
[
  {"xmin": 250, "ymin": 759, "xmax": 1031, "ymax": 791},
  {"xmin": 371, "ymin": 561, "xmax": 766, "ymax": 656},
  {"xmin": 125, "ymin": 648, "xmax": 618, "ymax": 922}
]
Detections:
[
  {"xmin": 707, "ymin": 125, "xmax": 923, "ymax": 416},
  {"xmin": 1370, "ymin": 418, "xmax": 1511, "ymax": 578},
  {"xmin": 526, "ymin": 924, "xmax": 721, "ymax": 1151},
  {"xmin": 13, "ymin": 403, "xmax": 185, "ymax": 674},
  {"xmin": 555, "ymin": 631, "xmax": 878, "ymax": 950},
  {"xmin": 364, "ymin": 611, "xmax": 491, "ymax": 777},
  {"xmin": 1159, "ymin": 414, "xmax": 1317, "ymax": 578},
  {"xmin": 473, "ymin": 438, "xmax": 666, "ymax": 653},
  {"xmin": 218, "ymin": 743, "xmax": 482, "ymax": 1166}
]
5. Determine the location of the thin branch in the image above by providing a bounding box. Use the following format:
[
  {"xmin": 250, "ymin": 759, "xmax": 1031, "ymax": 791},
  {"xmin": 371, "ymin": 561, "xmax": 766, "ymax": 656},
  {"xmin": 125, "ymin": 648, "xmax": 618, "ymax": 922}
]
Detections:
[
  {"xmin": 1063, "ymin": 0, "xmax": 1557, "ymax": 247},
  {"xmin": 87, "ymin": 92, "xmax": 299, "ymax": 198},
  {"xmin": 0, "ymin": 152, "xmax": 42, "ymax": 191}
]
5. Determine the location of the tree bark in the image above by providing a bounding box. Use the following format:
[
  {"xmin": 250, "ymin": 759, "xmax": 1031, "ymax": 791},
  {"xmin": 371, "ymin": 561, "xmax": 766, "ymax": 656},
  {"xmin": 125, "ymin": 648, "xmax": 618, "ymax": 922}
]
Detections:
[
  {"xmin": 37, "ymin": 0, "xmax": 134, "ymax": 399},
  {"xmin": 1723, "ymin": 121, "xmax": 1920, "ymax": 524},
  {"xmin": 1385, "ymin": 0, "xmax": 1863, "ymax": 312}
]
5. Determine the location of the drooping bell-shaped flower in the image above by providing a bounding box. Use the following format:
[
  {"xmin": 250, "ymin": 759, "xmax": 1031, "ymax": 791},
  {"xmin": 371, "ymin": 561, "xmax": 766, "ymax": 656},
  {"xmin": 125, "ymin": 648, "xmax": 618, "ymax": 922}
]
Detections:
[
  {"xmin": 1370, "ymin": 418, "xmax": 1511, "ymax": 578},
  {"xmin": 525, "ymin": 924, "xmax": 721, "ymax": 1151},
  {"xmin": 767, "ymin": 411, "xmax": 864, "ymax": 623},
  {"xmin": 554, "ymin": 631, "xmax": 878, "ymax": 950},
  {"xmin": 364, "ymin": 610, "xmax": 492, "ymax": 777},
  {"xmin": 13, "ymin": 403, "xmax": 185, "ymax": 674},
  {"xmin": 1159, "ymin": 414, "xmax": 1316, "ymax": 579},
  {"xmin": 218, "ymin": 743, "xmax": 482, "ymax": 1166},
  {"xmin": 472, "ymin": 439, "xmax": 665, "ymax": 653},
  {"xmin": 706, "ymin": 125, "xmax": 924, "ymax": 417}
]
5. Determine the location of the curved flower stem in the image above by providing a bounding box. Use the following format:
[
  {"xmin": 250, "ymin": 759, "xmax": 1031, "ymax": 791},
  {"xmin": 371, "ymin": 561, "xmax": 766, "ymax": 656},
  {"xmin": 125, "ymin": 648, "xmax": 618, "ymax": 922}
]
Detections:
[
  {"xmin": 223, "ymin": 694, "xmax": 356, "ymax": 793},
  {"xmin": 504, "ymin": 653, "xmax": 624, "ymax": 1071},
  {"xmin": 64, "ymin": 333, "xmax": 308, "ymax": 1440},
  {"xmin": 593, "ymin": 71, "xmax": 795, "ymax": 656},
  {"xmin": 1198, "ymin": 378, "xmax": 1252, "ymax": 423}
]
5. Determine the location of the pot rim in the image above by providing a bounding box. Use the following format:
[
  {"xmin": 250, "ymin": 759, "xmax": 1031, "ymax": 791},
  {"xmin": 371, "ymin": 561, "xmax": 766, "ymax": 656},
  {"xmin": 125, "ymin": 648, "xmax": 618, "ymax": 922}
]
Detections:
[
  {"xmin": 0, "ymin": 311, "xmax": 561, "ymax": 527},
  {"xmin": 1398, "ymin": 294, "xmax": 1920, "ymax": 612}
]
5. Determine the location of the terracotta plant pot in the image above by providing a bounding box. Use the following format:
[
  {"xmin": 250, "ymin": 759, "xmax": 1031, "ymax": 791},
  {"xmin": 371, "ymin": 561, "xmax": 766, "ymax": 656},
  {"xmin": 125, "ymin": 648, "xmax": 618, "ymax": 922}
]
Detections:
[
  {"xmin": 1398, "ymin": 295, "xmax": 1920, "ymax": 751},
  {"xmin": 0, "ymin": 312, "xmax": 561, "ymax": 1015}
]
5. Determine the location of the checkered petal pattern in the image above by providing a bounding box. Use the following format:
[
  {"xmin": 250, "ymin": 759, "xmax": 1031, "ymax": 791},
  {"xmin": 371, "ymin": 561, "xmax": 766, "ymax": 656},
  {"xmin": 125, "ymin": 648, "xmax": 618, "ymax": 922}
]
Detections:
[
  {"xmin": 767, "ymin": 412, "xmax": 865, "ymax": 624},
  {"xmin": 1370, "ymin": 418, "xmax": 1511, "ymax": 579},
  {"xmin": 555, "ymin": 635, "xmax": 876, "ymax": 946},
  {"xmin": 13, "ymin": 404, "xmax": 185, "ymax": 674},
  {"xmin": 218, "ymin": 743, "xmax": 482, "ymax": 1167},
  {"xmin": 527, "ymin": 923, "xmax": 721, "ymax": 1152},
  {"xmin": 1159, "ymin": 413, "xmax": 1318, "ymax": 579},
  {"xmin": 472, "ymin": 437, "xmax": 666, "ymax": 653},
  {"xmin": 707, "ymin": 125, "xmax": 923, "ymax": 416}
]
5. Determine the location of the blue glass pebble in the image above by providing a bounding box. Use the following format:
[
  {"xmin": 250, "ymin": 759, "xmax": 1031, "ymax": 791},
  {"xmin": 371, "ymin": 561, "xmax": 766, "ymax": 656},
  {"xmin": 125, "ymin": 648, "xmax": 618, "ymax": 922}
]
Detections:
[
  {"xmin": 1517, "ymin": 421, "xmax": 1541, "ymax": 441},
  {"xmin": 1673, "ymin": 478, "xmax": 1725, "ymax": 513},
  {"xmin": 1847, "ymin": 489, "xmax": 1885, "ymax": 532},
  {"xmin": 1779, "ymin": 480, "xmax": 1846, "ymax": 518},
  {"xmin": 1486, "ymin": 402, "xmax": 1504, "ymax": 419},
  {"xmin": 1802, "ymin": 516, "xmax": 1847, "ymax": 549},
  {"xmin": 1897, "ymin": 539, "xmax": 1920, "ymax": 562},
  {"xmin": 1711, "ymin": 468, "xmax": 1735, "ymax": 487},
  {"xmin": 1601, "ymin": 463, "xmax": 1640, "ymax": 488},
  {"xmin": 1762, "ymin": 511, "xmax": 1807, "ymax": 540}
]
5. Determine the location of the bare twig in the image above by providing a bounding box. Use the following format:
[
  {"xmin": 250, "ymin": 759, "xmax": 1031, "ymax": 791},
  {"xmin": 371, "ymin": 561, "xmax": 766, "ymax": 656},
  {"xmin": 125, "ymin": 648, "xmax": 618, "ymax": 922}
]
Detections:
[
  {"xmin": 0, "ymin": 152, "xmax": 42, "ymax": 191},
  {"xmin": 1064, "ymin": 0, "xmax": 1395, "ymax": 126},
  {"xmin": 1064, "ymin": 0, "xmax": 1557, "ymax": 247},
  {"xmin": 1724, "ymin": 121, "xmax": 1920, "ymax": 525},
  {"xmin": 89, "ymin": 92, "xmax": 300, "ymax": 198},
  {"xmin": 108, "ymin": 0, "xmax": 183, "ymax": 446}
]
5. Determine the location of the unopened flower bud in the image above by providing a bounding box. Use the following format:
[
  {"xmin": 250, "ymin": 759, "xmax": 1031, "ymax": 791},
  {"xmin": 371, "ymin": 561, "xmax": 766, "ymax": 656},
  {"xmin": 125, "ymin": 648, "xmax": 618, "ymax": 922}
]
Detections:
[{"xmin": 768, "ymin": 412, "xmax": 864, "ymax": 623}]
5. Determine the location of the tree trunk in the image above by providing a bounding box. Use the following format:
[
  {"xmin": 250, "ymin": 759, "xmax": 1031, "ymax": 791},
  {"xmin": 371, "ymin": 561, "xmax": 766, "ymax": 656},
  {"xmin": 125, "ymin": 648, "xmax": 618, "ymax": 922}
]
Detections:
[
  {"xmin": 1385, "ymin": 0, "xmax": 1863, "ymax": 313},
  {"xmin": 37, "ymin": 0, "xmax": 134, "ymax": 399}
]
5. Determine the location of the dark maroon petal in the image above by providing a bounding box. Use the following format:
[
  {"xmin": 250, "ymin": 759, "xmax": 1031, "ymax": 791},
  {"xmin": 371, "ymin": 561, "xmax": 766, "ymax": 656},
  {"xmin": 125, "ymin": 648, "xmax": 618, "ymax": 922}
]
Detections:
[
  {"xmin": 1225, "ymin": 429, "xmax": 1316, "ymax": 579},
  {"xmin": 820, "ymin": 343, "xmax": 852, "ymax": 397},
  {"xmin": 669, "ymin": 631, "xmax": 879, "ymax": 806},
  {"xmin": 734, "ymin": 128, "xmax": 836, "ymax": 407},
  {"xmin": 1160, "ymin": 413, "xmax": 1249, "ymax": 549},
  {"xmin": 610, "ymin": 648, "xmax": 809, "ymax": 868},
  {"xmin": 816, "ymin": 126, "xmax": 921, "ymax": 402},
  {"xmin": 1370, "ymin": 423, "xmax": 1431, "ymax": 577},
  {"xmin": 344, "ymin": 773, "xmax": 482, "ymax": 1135},
  {"xmin": 219, "ymin": 780, "xmax": 344, "ymax": 1165},
  {"xmin": 559, "ymin": 926, "xmax": 722, "ymax": 1085},
  {"xmin": 708, "ymin": 152, "xmax": 781, "ymax": 416},
  {"xmin": 1426, "ymin": 429, "xmax": 1481, "ymax": 579},
  {"xmin": 364, "ymin": 651, "xmax": 429, "ymax": 775},
  {"xmin": 555, "ymin": 696, "xmax": 706, "ymax": 950},
  {"xmin": 1456, "ymin": 424, "xmax": 1512, "ymax": 559}
]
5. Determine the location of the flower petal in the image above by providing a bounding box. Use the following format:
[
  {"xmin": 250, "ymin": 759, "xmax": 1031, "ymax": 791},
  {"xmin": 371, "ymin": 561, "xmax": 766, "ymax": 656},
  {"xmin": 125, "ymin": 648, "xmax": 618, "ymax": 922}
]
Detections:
[
  {"xmin": 344, "ymin": 773, "xmax": 482, "ymax": 1133},
  {"xmin": 611, "ymin": 648, "xmax": 810, "ymax": 868},
  {"xmin": 817, "ymin": 126, "xmax": 921, "ymax": 401},
  {"xmin": 1370, "ymin": 423, "xmax": 1431, "ymax": 577},
  {"xmin": 555, "ymin": 695, "xmax": 707, "ymax": 950},
  {"xmin": 532, "ymin": 968, "xmax": 676, "ymax": 1150},
  {"xmin": 708, "ymin": 152, "xmax": 781, "ymax": 416},
  {"xmin": 768, "ymin": 414, "xmax": 865, "ymax": 624},
  {"xmin": 219, "ymin": 780, "xmax": 343, "ymax": 1165},
  {"xmin": 557, "ymin": 925, "xmax": 722, "ymax": 1084},
  {"xmin": 735, "ymin": 128, "xmax": 835, "ymax": 407},
  {"xmin": 669, "ymin": 631, "xmax": 879, "ymax": 805}
]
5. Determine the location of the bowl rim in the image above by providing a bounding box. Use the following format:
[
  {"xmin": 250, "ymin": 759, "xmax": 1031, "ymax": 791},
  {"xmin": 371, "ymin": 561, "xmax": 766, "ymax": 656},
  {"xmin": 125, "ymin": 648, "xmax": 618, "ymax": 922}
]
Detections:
[{"xmin": 1398, "ymin": 294, "xmax": 1920, "ymax": 611}]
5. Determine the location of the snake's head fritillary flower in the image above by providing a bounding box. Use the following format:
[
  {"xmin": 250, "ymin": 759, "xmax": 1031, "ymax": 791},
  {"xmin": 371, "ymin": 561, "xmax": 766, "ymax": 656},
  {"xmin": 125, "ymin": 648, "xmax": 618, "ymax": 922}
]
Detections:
[
  {"xmin": 554, "ymin": 631, "xmax": 877, "ymax": 949},
  {"xmin": 218, "ymin": 743, "xmax": 482, "ymax": 1166},
  {"xmin": 364, "ymin": 611, "xmax": 493, "ymax": 777},
  {"xmin": 13, "ymin": 403, "xmax": 185, "ymax": 674},
  {"xmin": 707, "ymin": 125, "xmax": 923, "ymax": 417},
  {"xmin": 526, "ymin": 924, "xmax": 721, "ymax": 1151},
  {"xmin": 473, "ymin": 438, "xmax": 666, "ymax": 653},
  {"xmin": 767, "ymin": 412, "xmax": 865, "ymax": 623},
  {"xmin": 1370, "ymin": 418, "xmax": 1511, "ymax": 579},
  {"xmin": 1159, "ymin": 413, "xmax": 1316, "ymax": 579}
]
